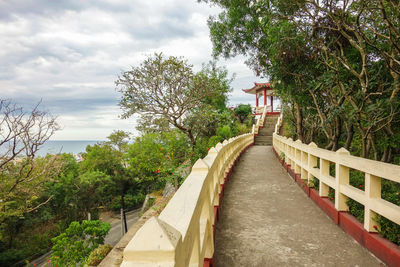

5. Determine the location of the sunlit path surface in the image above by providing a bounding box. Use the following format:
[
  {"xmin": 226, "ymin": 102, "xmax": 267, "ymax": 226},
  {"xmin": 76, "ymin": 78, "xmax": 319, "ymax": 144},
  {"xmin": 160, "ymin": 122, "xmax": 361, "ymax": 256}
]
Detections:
[{"xmin": 214, "ymin": 146, "xmax": 382, "ymax": 267}]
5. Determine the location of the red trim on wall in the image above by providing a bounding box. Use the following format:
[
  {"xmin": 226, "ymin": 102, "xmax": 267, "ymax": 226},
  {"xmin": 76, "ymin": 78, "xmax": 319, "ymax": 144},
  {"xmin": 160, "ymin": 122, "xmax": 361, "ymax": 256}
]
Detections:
[
  {"xmin": 339, "ymin": 212, "xmax": 365, "ymax": 245},
  {"xmin": 204, "ymin": 258, "xmax": 214, "ymax": 267},
  {"xmin": 364, "ymin": 232, "xmax": 400, "ymax": 267}
]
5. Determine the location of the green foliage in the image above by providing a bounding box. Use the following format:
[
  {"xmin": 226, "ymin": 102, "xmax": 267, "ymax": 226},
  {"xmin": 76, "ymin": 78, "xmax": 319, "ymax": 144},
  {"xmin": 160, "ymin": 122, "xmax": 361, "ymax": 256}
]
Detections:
[
  {"xmin": 347, "ymin": 199, "xmax": 365, "ymax": 223},
  {"xmin": 208, "ymin": 135, "xmax": 223, "ymax": 148},
  {"xmin": 216, "ymin": 125, "xmax": 233, "ymax": 140},
  {"xmin": 349, "ymin": 170, "xmax": 365, "ymax": 191},
  {"xmin": 202, "ymin": 0, "xmax": 400, "ymax": 246},
  {"xmin": 312, "ymin": 177, "xmax": 319, "ymax": 191},
  {"xmin": 328, "ymin": 188, "xmax": 335, "ymax": 203},
  {"xmin": 86, "ymin": 244, "xmax": 112, "ymax": 266},
  {"xmin": 107, "ymin": 193, "xmax": 145, "ymax": 212},
  {"xmin": 234, "ymin": 104, "xmax": 252, "ymax": 123},
  {"xmin": 116, "ymin": 53, "xmax": 233, "ymax": 147},
  {"xmin": 51, "ymin": 220, "xmax": 111, "ymax": 266},
  {"xmin": 376, "ymin": 215, "xmax": 400, "ymax": 246},
  {"xmin": 105, "ymin": 130, "xmax": 131, "ymax": 153}
]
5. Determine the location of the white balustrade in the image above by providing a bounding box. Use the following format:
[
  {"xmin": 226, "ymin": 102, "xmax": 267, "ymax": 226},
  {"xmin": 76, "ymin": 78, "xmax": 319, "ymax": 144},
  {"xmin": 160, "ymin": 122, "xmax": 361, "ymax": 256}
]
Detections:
[{"xmin": 273, "ymin": 114, "xmax": 400, "ymax": 232}]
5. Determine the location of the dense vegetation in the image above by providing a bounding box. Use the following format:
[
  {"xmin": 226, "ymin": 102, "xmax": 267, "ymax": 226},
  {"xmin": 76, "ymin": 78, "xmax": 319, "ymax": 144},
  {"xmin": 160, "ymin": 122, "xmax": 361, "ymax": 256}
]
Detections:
[
  {"xmin": 201, "ymin": 0, "xmax": 400, "ymax": 245},
  {"xmin": 0, "ymin": 55, "xmax": 253, "ymax": 266}
]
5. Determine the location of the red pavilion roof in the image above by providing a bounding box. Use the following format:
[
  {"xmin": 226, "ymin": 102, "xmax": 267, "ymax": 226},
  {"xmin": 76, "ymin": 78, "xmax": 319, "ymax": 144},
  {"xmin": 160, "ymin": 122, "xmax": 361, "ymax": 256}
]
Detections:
[{"xmin": 242, "ymin": 82, "xmax": 272, "ymax": 95}]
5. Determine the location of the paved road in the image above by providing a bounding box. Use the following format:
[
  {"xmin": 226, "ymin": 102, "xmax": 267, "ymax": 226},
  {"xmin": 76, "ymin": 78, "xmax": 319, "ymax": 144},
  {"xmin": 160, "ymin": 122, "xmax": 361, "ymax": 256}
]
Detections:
[
  {"xmin": 104, "ymin": 209, "xmax": 141, "ymax": 246},
  {"xmin": 215, "ymin": 146, "xmax": 383, "ymax": 267}
]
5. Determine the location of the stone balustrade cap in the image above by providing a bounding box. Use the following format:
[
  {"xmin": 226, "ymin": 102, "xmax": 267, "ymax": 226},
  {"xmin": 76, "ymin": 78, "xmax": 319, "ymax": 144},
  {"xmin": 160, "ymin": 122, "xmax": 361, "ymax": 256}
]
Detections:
[
  {"xmin": 124, "ymin": 217, "xmax": 181, "ymax": 262},
  {"xmin": 336, "ymin": 147, "xmax": 350, "ymax": 155},
  {"xmin": 192, "ymin": 158, "xmax": 209, "ymax": 172}
]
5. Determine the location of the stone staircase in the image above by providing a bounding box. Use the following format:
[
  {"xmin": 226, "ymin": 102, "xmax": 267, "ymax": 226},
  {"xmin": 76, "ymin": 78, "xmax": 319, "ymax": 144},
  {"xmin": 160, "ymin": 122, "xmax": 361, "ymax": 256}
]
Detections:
[{"xmin": 254, "ymin": 115, "xmax": 279, "ymax": 146}]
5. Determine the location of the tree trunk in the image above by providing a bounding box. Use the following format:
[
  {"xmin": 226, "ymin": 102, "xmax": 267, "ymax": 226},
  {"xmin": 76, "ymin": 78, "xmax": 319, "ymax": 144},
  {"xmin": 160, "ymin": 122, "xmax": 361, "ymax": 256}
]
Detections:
[
  {"xmin": 187, "ymin": 130, "xmax": 196, "ymax": 149},
  {"xmin": 344, "ymin": 124, "xmax": 354, "ymax": 150},
  {"xmin": 381, "ymin": 146, "xmax": 391, "ymax": 163},
  {"xmin": 295, "ymin": 101, "xmax": 304, "ymax": 142},
  {"xmin": 325, "ymin": 141, "xmax": 333, "ymax": 150},
  {"xmin": 368, "ymin": 134, "xmax": 378, "ymax": 161},
  {"xmin": 331, "ymin": 118, "xmax": 342, "ymax": 151}
]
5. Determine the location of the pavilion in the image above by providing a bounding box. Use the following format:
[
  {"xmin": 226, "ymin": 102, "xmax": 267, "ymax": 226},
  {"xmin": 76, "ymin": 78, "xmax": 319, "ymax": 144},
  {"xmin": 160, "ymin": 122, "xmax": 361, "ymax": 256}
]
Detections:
[{"xmin": 242, "ymin": 82, "xmax": 280, "ymax": 115}]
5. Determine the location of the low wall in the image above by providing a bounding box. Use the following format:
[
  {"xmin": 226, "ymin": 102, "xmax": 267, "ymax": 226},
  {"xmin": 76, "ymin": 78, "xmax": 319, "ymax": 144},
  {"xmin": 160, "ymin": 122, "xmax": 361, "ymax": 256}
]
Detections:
[
  {"xmin": 272, "ymin": 115, "xmax": 400, "ymax": 266},
  {"xmin": 120, "ymin": 133, "xmax": 254, "ymax": 266}
]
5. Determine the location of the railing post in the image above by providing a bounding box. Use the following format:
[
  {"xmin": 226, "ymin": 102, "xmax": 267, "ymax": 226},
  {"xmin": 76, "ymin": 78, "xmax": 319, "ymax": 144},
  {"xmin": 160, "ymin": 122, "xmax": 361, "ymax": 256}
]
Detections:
[
  {"xmin": 335, "ymin": 148, "xmax": 350, "ymax": 211},
  {"xmin": 288, "ymin": 138, "xmax": 293, "ymax": 167},
  {"xmin": 295, "ymin": 140, "xmax": 302, "ymax": 174},
  {"xmin": 121, "ymin": 217, "xmax": 182, "ymax": 266},
  {"xmin": 308, "ymin": 142, "xmax": 318, "ymax": 186},
  {"xmin": 284, "ymin": 138, "xmax": 289, "ymax": 164},
  {"xmin": 364, "ymin": 173, "xmax": 381, "ymax": 232}
]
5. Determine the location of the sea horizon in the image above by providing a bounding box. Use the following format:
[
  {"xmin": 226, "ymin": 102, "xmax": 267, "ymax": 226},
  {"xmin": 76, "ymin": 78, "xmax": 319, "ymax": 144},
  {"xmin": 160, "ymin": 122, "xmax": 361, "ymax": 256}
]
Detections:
[{"xmin": 38, "ymin": 140, "xmax": 103, "ymax": 156}]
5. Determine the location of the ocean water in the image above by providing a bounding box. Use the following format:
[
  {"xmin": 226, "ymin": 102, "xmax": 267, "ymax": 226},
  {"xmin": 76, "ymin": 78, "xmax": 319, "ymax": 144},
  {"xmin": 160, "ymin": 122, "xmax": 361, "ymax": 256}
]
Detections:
[{"xmin": 37, "ymin": 140, "xmax": 101, "ymax": 156}]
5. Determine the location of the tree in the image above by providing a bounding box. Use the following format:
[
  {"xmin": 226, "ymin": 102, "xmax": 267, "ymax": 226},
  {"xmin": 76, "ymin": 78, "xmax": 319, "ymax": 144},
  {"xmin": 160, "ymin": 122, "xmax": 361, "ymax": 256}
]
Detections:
[
  {"xmin": 234, "ymin": 104, "xmax": 252, "ymax": 123},
  {"xmin": 51, "ymin": 220, "xmax": 111, "ymax": 266},
  {"xmin": 200, "ymin": 0, "xmax": 400, "ymax": 160},
  {"xmin": 0, "ymin": 99, "xmax": 60, "ymax": 246},
  {"xmin": 116, "ymin": 53, "xmax": 232, "ymax": 147},
  {"xmin": 105, "ymin": 130, "xmax": 130, "ymax": 153}
]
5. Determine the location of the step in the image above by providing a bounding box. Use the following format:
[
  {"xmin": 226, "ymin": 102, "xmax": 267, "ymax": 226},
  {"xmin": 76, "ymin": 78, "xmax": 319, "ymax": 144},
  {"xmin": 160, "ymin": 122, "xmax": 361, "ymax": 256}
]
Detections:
[
  {"xmin": 259, "ymin": 129, "xmax": 274, "ymax": 134},
  {"xmin": 254, "ymin": 142, "xmax": 272, "ymax": 146},
  {"xmin": 255, "ymin": 137, "xmax": 272, "ymax": 142},
  {"xmin": 256, "ymin": 135, "xmax": 272, "ymax": 139},
  {"xmin": 258, "ymin": 133, "xmax": 273, "ymax": 137}
]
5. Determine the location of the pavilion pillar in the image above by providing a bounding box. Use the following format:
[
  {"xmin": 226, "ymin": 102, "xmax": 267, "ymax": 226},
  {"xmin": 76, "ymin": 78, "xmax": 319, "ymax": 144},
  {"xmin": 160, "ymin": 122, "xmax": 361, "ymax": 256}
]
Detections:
[
  {"xmin": 264, "ymin": 88, "xmax": 267, "ymax": 106},
  {"xmin": 256, "ymin": 92, "xmax": 259, "ymax": 107}
]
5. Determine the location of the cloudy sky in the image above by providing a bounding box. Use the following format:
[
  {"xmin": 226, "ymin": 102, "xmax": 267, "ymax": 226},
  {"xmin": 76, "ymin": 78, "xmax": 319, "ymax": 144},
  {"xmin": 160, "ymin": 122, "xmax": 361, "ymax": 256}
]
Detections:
[{"xmin": 0, "ymin": 0, "xmax": 262, "ymax": 140}]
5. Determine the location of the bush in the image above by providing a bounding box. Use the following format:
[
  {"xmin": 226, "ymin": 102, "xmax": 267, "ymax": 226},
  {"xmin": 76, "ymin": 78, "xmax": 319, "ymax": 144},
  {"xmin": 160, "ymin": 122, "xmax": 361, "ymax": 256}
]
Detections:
[
  {"xmin": 236, "ymin": 122, "xmax": 250, "ymax": 135},
  {"xmin": 0, "ymin": 248, "xmax": 27, "ymax": 266},
  {"xmin": 86, "ymin": 244, "xmax": 112, "ymax": 266},
  {"xmin": 51, "ymin": 220, "xmax": 111, "ymax": 266},
  {"xmin": 216, "ymin": 125, "xmax": 233, "ymax": 139},
  {"xmin": 234, "ymin": 104, "xmax": 252, "ymax": 123},
  {"xmin": 107, "ymin": 193, "xmax": 145, "ymax": 212},
  {"xmin": 208, "ymin": 135, "xmax": 223, "ymax": 148}
]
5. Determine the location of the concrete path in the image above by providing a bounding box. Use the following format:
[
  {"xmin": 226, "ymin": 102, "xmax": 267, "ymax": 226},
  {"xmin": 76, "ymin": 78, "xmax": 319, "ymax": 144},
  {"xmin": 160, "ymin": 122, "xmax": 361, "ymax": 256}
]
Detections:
[{"xmin": 215, "ymin": 146, "xmax": 383, "ymax": 267}]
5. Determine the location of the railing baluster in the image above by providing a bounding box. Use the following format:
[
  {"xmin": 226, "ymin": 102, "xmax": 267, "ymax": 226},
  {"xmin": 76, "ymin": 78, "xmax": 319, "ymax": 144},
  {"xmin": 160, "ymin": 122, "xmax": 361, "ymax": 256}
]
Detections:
[
  {"xmin": 364, "ymin": 173, "xmax": 381, "ymax": 232},
  {"xmin": 335, "ymin": 148, "xmax": 350, "ymax": 211},
  {"xmin": 308, "ymin": 143, "xmax": 318, "ymax": 186}
]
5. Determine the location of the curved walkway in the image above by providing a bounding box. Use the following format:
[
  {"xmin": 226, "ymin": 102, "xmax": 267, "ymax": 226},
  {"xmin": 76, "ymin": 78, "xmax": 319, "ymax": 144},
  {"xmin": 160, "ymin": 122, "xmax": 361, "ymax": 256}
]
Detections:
[{"xmin": 215, "ymin": 146, "xmax": 383, "ymax": 267}]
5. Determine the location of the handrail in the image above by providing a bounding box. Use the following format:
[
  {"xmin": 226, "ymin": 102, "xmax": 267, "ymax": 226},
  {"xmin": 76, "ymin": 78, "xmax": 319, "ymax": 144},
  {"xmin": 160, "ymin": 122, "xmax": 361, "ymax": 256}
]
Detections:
[
  {"xmin": 120, "ymin": 133, "xmax": 254, "ymax": 266},
  {"xmin": 253, "ymin": 105, "xmax": 268, "ymax": 135},
  {"xmin": 273, "ymin": 115, "xmax": 400, "ymax": 232}
]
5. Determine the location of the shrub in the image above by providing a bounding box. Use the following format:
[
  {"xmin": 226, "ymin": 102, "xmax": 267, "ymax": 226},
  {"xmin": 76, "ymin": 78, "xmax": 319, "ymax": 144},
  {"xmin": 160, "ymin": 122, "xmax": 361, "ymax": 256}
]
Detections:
[
  {"xmin": 51, "ymin": 220, "xmax": 111, "ymax": 266},
  {"xmin": 236, "ymin": 122, "xmax": 250, "ymax": 135},
  {"xmin": 208, "ymin": 135, "xmax": 223, "ymax": 148},
  {"xmin": 108, "ymin": 193, "xmax": 145, "ymax": 212},
  {"xmin": 86, "ymin": 244, "xmax": 112, "ymax": 266},
  {"xmin": 234, "ymin": 104, "xmax": 252, "ymax": 123},
  {"xmin": 216, "ymin": 125, "xmax": 233, "ymax": 139}
]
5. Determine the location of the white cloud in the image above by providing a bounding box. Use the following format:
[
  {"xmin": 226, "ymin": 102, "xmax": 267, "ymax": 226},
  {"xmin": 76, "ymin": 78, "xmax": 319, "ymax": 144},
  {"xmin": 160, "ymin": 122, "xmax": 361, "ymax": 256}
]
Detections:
[{"xmin": 0, "ymin": 0, "xmax": 261, "ymax": 140}]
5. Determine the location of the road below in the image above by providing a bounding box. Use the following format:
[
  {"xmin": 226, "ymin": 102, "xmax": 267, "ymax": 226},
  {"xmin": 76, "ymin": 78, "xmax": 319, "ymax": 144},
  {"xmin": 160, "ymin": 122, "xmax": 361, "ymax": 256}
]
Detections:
[{"xmin": 104, "ymin": 209, "xmax": 141, "ymax": 246}]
